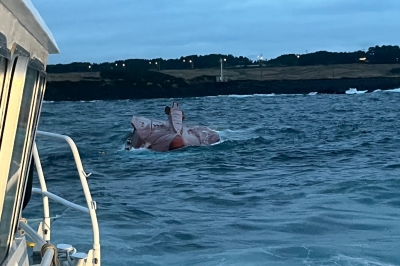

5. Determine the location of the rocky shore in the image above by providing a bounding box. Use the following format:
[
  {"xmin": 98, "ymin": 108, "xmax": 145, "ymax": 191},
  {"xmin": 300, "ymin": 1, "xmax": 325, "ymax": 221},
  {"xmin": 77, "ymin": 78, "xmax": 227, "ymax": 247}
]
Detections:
[{"xmin": 44, "ymin": 64, "xmax": 400, "ymax": 101}]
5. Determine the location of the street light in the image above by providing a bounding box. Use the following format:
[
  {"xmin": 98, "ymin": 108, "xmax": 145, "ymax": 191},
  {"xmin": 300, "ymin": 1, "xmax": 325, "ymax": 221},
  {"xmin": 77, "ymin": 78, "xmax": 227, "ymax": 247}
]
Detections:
[
  {"xmin": 258, "ymin": 54, "xmax": 264, "ymax": 80},
  {"xmin": 219, "ymin": 58, "xmax": 227, "ymax": 81}
]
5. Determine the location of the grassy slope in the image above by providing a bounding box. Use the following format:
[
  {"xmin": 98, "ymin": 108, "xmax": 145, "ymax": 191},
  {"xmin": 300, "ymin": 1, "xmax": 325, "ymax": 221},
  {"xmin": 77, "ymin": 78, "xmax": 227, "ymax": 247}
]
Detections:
[{"xmin": 47, "ymin": 63, "xmax": 400, "ymax": 82}]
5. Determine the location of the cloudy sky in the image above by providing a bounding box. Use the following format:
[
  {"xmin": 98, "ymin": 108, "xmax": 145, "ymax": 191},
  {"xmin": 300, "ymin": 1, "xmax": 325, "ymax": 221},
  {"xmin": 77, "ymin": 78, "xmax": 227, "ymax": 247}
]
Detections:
[{"xmin": 31, "ymin": 0, "xmax": 400, "ymax": 64}]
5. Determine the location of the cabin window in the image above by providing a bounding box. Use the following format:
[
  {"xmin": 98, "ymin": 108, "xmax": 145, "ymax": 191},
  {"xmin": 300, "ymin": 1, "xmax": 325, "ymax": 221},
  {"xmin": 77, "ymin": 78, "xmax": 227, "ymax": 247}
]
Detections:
[
  {"xmin": 31, "ymin": 76, "xmax": 46, "ymax": 134},
  {"xmin": 0, "ymin": 56, "xmax": 6, "ymax": 94},
  {"xmin": 0, "ymin": 56, "xmax": 7, "ymax": 139},
  {"xmin": 0, "ymin": 65, "xmax": 39, "ymax": 262}
]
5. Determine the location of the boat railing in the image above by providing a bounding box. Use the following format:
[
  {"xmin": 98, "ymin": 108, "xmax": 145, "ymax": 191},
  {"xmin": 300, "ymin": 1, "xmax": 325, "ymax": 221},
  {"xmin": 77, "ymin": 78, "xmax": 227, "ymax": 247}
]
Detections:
[{"xmin": 25, "ymin": 130, "xmax": 100, "ymax": 265}]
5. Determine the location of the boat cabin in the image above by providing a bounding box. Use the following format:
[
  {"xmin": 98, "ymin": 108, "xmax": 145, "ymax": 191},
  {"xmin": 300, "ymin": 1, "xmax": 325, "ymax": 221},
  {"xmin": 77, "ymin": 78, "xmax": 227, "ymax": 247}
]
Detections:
[{"xmin": 0, "ymin": 1, "xmax": 100, "ymax": 265}]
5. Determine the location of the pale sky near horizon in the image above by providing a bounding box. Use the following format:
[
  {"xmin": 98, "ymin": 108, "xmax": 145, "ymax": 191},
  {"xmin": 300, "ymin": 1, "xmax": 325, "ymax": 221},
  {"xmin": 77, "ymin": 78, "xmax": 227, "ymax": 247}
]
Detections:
[{"xmin": 31, "ymin": 0, "xmax": 400, "ymax": 64}]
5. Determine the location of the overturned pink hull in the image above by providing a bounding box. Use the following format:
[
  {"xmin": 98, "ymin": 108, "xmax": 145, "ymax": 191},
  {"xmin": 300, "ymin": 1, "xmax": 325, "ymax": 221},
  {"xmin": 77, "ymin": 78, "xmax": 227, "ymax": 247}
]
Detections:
[{"xmin": 125, "ymin": 103, "xmax": 220, "ymax": 152}]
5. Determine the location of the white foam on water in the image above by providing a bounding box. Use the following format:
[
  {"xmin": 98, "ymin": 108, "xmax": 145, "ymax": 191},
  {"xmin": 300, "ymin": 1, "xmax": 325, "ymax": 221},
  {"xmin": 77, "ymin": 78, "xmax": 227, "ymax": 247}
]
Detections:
[
  {"xmin": 227, "ymin": 94, "xmax": 252, "ymax": 98},
  {"xmin": 216, "ymin": 125, "xmax": 263, "ymax": 142},
  {"xmin": 211, "ymin": 138, "xmax": 226, "ymax": 145},
  {"xmin": 279, "ymin": 93, "xmax": 304, "ymax": 96},
  {"xmin": 254, "ymin": 93, "xmax": 276, "ymax": 97},
  {"xmin": 227, "ymin": 93, "xmax": 276, "ymax": 98},
  {"xmin": 385, "ymin": 88, "xmax": 400, "ymax": 93},
  {"xmin": 79, "ymin": 100, "xmax": 100, "ymax": 103},
  {"xmin": 331, "ymin": 254, "xmax": 396, "ymax": 266},
  {"xmin": 120, "ymin": 145, "xmax": 149, "ymax": 152}
]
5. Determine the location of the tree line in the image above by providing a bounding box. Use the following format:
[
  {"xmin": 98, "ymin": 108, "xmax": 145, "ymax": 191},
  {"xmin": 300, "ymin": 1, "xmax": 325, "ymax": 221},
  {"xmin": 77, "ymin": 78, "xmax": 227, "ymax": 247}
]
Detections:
[
  {"xmin": 47, "ymin": 54, "xmax": 252, "ymax": 73},
  {"xmin": 47, "ymin": 45, "xmax": 400, "ymax": 73}
]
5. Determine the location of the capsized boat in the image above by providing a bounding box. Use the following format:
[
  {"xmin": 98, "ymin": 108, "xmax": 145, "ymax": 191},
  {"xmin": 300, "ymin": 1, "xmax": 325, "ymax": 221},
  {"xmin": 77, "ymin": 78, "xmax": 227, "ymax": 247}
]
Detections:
[{"xmin": 125, "ymin": 102, "xmax": 220, "ymax": 151}]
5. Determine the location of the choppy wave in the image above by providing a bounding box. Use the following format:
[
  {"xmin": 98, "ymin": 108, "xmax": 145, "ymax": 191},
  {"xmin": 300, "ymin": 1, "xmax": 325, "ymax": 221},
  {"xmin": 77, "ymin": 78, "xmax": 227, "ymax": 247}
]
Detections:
[
  {"xmin": 385, "ymin": 88, "xmax": 400, "ymax": 93},
  {"xmin": 227, "ymin": 93, "xmax": 276, "ymax": 98},
  {"xmin": 28, "ymin": 92, "xmax": 400, "ymax": 266}
]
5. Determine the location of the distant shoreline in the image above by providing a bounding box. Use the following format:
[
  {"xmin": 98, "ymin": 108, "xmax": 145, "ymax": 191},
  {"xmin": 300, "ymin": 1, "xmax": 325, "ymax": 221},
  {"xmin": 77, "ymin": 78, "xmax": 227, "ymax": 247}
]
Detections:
[{"xmin": 44, "ymin": 64, "xmax": 400, "ymax": 101}]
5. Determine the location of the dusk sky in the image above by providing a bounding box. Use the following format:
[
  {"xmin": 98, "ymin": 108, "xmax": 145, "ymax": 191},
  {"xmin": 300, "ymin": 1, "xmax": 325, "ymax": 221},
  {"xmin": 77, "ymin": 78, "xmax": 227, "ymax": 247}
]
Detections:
[{"xmin": 31, "ymin": 0, "xmax": 400, "ymax": 64}]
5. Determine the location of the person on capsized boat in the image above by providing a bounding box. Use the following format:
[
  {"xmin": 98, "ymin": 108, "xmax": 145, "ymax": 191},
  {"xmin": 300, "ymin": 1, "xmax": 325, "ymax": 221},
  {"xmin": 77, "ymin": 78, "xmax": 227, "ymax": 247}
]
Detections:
[{"xmin": 125, "ymin": 102, "xmax": 220, "ymax": 152}]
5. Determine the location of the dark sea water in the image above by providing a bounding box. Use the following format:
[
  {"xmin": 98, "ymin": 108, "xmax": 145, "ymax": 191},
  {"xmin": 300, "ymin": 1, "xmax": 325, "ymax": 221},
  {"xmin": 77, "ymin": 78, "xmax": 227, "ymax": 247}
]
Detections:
[{"xmin": 24, "ymin": 90, "xmax": 400, "ymax": 266}]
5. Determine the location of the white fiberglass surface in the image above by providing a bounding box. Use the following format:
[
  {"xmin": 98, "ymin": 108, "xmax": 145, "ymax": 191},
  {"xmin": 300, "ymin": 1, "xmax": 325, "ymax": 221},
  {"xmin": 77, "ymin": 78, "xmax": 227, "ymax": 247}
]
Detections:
[
  {"xmin": 22, "ymin": 0, "xmax": 58, "ymax": 51},
  {"xmin": 0, "ymin": 66, "xmax": 37, "ymax": 264}
]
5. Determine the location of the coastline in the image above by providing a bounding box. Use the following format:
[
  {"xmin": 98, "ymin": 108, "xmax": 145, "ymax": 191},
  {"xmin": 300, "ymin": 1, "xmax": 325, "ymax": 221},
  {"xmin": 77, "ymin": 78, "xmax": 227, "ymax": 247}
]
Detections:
[{"xmin": 45, "ymin": 64, "xmax": 400, "ymax": 101}]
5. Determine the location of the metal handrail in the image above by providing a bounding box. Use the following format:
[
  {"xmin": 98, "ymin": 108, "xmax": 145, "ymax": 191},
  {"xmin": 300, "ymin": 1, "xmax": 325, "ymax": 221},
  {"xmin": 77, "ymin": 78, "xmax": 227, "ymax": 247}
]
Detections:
[
  {"xmin": 19, "ymin": 221, "xmax": 54, "ymax": 266},
  {"xmin": 32, "ymin": 130, "xmax": 101, "ymax": 265},
  {"xmin": 32, "ymin": 142, "xmax": 51, "ymax": 241},
  {"xmin": 31, "ymin": 188, "xmax": 89, "ymax": 214},
  {"xmin": 19, "ymin": 220, "xmax": 46, "ymax": 247}
]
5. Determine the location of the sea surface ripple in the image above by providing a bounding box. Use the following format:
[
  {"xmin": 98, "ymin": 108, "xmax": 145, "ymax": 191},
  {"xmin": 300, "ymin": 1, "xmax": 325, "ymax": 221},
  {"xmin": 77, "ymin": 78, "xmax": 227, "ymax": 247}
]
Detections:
[{"xmin": 24, "ymin": 91, "xmax": 400, "ymax": 266}]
